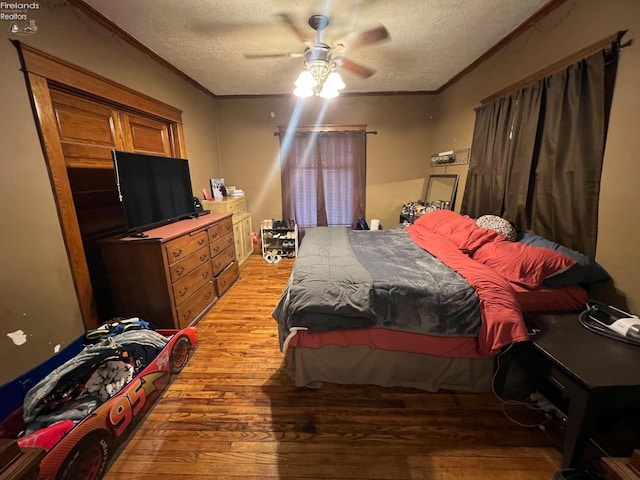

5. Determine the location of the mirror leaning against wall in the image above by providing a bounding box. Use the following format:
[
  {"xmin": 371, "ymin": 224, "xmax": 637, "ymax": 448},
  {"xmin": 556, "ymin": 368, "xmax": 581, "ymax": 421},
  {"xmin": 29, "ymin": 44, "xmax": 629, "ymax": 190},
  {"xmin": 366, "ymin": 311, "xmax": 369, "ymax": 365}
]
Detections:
[{"xmin": 425, "ymin": 174, "xmax": 458, "ymax": 210}]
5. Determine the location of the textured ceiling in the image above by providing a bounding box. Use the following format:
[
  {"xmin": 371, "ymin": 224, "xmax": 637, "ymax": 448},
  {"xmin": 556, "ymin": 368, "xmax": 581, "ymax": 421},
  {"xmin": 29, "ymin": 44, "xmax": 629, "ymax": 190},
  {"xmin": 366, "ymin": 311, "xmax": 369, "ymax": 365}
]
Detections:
[{"xmin": 82, "ymin": 0, "xmax": 553, "ymax": 96}]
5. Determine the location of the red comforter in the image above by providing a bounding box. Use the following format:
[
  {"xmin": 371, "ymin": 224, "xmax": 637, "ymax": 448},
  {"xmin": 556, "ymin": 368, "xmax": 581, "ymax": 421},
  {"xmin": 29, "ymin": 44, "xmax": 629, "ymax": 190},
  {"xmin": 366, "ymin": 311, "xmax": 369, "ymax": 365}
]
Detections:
[{"xmin": 406, "ymin": 211, "xmax": 530, "ymax": 355}]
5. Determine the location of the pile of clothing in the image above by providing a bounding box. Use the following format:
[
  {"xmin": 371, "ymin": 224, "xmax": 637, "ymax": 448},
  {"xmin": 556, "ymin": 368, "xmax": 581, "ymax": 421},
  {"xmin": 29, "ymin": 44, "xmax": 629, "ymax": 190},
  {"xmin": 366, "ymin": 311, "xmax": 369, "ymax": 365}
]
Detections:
[{"xmin": 16, "ymin": 318, "xmax": 167, "ymax": 447}]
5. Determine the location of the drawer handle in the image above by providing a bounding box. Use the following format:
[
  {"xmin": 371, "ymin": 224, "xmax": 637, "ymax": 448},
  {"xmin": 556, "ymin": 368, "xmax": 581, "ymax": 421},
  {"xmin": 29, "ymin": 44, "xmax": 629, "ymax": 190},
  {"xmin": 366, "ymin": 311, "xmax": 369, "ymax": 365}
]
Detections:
[
  {"xmin": 198, "ymin": 238, "xmax": 205, "ymax": 246},
  {"xmin": 200, "ymin": 254, "xmax": 207, "ymax": 262},
  {"xmin": 176, "ymin": 267, "xmax": 185, "ymax": 276},
  {"xmin": 205, "ymin": 291, "xmax": 212, "ymax": 300},
  {"xmin": 182, "ymin": 310, "xmax": 192, "ymax": 321},
  {"xmin": 212, "ymin": 245, "xmax": 220, "ymax": 253},
  {"xmin": 173, "ymin": 248, "xmax": 183, "ymax": 258},
  {"xmin": 202, "ymin": 271, "xmax": 210, "ymax": 279},
  {"xmin": 214, "ymin": 261, "xmax": 221, "ymax": 270},
  {"xmin": 211, "ymin": 231, "xmax": 218, "ymax": 239},
  {"xmin": 179, "ymin": 287, "xmax": 188, "ymax": 297}
]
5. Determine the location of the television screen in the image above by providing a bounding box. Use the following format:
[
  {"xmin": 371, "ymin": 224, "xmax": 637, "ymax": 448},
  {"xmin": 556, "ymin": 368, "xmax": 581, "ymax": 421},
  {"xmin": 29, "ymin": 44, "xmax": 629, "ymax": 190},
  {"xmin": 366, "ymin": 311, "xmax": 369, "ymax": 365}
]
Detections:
[{"xmin": 112, "ymin": 150, "xmax": 196, "ymax": 232}]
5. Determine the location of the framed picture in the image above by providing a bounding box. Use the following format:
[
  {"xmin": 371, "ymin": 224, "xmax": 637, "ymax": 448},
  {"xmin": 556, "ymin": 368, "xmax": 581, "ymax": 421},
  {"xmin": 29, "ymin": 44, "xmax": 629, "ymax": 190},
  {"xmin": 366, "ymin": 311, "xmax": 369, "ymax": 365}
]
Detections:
[{"xmin": 209, "ymin": 178, "xmax": 226, "ymax": 200}]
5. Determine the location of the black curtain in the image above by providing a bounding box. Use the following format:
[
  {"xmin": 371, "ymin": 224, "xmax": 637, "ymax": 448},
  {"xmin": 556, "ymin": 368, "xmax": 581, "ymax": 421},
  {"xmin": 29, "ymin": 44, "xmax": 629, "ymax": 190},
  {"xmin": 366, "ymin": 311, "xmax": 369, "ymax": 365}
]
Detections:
[{"xmin": 461, "ymin": 48, "xmax": 617, "ymax": 258}]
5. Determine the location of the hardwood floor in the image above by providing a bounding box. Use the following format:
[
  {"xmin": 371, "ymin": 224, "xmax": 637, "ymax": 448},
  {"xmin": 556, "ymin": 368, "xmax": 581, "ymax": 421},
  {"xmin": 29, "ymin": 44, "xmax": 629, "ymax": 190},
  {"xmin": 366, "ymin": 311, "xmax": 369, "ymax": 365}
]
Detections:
[{"xmin": 103, "ymin": 255, "xmax": 563, "ymax": 479}]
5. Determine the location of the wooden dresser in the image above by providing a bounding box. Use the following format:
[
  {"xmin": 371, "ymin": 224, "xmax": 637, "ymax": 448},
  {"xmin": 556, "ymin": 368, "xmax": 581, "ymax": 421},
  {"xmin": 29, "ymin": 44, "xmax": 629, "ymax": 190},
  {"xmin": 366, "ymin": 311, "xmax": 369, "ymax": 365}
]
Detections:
[
  {"xmin": 100, "ymin": 214, "xmax": 239, "ymax": 329},
  {"xmin": 203, "ymin": 197, "xmax": 253, "ymax": 265}
]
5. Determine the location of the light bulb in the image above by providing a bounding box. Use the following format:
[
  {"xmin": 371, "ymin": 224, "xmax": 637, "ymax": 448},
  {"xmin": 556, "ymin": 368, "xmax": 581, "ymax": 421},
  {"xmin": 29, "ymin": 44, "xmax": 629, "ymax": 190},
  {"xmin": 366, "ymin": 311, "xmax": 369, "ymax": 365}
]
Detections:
[
  {"xmin": 319, "ymin": 86, "xmax": 339, "ymax": 99},
  {"xmin": 324, "ymin": 71, "xmax": 345, "ymax": 91},
  {"xmin": 294, "ymin": 86, "xmax": 314, "ymax": 98},
  {"xmin": 295, "ymin": 70, "xmax": 317, "ymax": 88}
]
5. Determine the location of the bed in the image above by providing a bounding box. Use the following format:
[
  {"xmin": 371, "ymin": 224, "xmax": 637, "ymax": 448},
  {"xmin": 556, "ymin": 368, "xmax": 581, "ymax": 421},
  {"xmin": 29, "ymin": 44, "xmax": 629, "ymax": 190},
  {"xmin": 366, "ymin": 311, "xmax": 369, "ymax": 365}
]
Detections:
[{"xmin": 272, "ymin": 210, "xmax": 595, "ymax": 392}]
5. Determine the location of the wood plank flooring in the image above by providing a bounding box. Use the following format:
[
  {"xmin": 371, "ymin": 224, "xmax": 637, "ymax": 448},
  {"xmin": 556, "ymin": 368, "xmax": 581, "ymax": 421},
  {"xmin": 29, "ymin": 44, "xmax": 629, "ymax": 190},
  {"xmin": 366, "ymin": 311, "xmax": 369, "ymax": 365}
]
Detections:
[{"xmin": 103, "ymin": 255, "xmax": 563, "ymax": 479}]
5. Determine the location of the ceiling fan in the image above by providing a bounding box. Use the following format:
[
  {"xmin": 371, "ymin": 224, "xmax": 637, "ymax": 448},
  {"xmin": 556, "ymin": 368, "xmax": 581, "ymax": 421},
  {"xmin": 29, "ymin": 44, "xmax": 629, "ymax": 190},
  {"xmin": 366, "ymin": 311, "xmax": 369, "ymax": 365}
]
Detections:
[{"xmin": 243, "ymin": 13, "xmax": 390, "ymax": 80}]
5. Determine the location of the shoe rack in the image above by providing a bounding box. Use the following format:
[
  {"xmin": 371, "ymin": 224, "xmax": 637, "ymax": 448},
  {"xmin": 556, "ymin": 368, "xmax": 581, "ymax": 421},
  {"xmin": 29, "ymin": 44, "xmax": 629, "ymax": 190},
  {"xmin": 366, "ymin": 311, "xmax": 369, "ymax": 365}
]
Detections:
[{"xmin": 260, "ymin": 219, "xmax": 298, "ymax": 263}]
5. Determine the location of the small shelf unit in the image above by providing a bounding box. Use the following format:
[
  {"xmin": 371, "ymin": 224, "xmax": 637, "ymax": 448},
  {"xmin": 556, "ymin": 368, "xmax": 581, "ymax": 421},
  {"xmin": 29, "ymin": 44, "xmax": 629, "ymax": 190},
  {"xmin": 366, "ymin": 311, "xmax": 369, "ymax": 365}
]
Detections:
[{"xmin": 260, "ymin": 219, "xmax": 298, "ymax": 262}]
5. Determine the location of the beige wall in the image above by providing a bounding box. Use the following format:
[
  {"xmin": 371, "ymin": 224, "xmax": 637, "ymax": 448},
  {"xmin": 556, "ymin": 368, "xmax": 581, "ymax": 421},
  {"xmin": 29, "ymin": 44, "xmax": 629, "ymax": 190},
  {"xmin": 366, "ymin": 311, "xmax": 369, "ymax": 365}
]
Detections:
[
  {"xmin": 0, "ymin": 4, "xmax": 221, "ymax": 384},
  {"xmin": 215, "ymin": 95, "xmax": 438, "ymax": 232},
  {"xmin": 432, "ymin": 0, "xmax": 640, "ymax": 312}
]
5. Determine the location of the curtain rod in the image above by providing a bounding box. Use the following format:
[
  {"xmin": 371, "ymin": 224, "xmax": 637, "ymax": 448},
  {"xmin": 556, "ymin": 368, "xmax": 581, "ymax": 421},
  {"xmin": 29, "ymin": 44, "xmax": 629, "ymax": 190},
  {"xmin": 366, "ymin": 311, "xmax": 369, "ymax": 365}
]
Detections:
[
  {"xmin": 480, "ymin": 30, "xmax": 628, "ymax": 105},
  {"xmin": 273, "ymin": 130, "xmax": 377, "ymax": 136}
]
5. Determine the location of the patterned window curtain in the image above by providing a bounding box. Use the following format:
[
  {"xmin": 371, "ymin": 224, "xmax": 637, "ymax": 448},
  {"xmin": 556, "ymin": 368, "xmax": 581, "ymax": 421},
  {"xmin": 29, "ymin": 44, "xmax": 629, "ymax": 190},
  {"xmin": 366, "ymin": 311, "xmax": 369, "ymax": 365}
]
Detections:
[
  {"xmin": 461, "ymin": 48, "xmax": 617, "ymax": 258},
  {"xmin": 280, "ymin": 128, "xmax": 366, "ymax": 230}
]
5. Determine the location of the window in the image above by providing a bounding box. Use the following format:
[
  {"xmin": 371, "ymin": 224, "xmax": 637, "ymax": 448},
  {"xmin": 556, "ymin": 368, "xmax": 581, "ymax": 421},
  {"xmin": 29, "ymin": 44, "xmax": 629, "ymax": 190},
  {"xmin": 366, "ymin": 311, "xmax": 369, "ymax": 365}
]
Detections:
[{"xmin": 279, "ymin": 126, "xmax": 366, "ymax": 229}]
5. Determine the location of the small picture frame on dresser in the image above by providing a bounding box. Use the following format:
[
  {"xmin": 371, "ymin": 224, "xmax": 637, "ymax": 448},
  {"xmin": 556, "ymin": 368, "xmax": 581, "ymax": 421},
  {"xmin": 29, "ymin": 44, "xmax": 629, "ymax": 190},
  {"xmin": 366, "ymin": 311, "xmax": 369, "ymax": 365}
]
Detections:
[{"xmin": 210, "ymin": 178, "xmax": 226, "ymax": 200}]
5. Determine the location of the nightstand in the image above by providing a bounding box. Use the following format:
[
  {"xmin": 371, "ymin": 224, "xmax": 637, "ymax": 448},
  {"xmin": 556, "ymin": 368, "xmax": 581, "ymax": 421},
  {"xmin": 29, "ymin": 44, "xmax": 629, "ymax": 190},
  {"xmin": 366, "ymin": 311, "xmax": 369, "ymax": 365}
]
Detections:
[{"xmin": 496, "ymin": 313, "xmax": 640, "ymax": 469}]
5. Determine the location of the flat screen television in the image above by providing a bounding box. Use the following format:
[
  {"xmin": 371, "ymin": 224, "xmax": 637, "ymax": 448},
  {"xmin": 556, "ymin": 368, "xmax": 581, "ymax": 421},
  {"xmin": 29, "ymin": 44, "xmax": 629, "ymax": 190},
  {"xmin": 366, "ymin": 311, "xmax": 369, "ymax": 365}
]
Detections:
[{"xmin": 112, "ymin": 150, "xmax": 196, "ymax": 233}]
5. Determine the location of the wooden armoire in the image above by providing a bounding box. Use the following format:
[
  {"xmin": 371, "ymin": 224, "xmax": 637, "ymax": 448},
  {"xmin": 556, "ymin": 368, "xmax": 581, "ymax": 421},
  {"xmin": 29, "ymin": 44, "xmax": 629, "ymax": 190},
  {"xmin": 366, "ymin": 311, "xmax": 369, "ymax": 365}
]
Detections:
[{"xmin": 15, "ymin": 41, "xmax": 188, "ymax": 330}]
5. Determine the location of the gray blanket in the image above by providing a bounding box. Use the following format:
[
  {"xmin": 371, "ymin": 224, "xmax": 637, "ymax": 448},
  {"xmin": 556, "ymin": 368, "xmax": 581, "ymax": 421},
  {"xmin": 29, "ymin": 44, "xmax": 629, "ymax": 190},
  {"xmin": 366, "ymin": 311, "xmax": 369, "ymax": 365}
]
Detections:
[{"xmin": 273, "ymin": 227, "xmax": 481, "ymax": 348}]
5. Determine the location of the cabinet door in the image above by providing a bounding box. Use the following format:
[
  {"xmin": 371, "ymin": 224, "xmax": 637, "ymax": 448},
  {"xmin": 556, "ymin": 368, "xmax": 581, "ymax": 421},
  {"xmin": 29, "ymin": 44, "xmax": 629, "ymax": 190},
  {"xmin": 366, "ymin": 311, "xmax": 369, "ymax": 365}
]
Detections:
[
  {"xmin": 240, "ymin": 216, "xmax": 253, "ymax": 263},
  {"xmin": 121, "ymin": 113, "xmax": 172, "ymax": 156},
  {"xmin": 233, "ymin": 221, "xmax": 243, "ymax": 263}
]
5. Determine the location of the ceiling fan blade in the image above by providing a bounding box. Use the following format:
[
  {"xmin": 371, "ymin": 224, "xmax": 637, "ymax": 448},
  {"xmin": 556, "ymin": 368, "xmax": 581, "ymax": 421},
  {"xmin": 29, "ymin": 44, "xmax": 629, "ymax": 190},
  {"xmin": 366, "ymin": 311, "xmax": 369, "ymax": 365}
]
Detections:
[
  {"xmin": 340, "ymin": 57, "xmax": 376, "ymax": 78},
  {"xmin": 340, "ymin": 25, "xmax": 389, "ymax": 50},
  {"xmin": 243, "ymin": 52, "xmax": 303, "ymax": 59},
  {"xmin": 276, "ymin": 13, "xmax": 308, "ymax": 42}
]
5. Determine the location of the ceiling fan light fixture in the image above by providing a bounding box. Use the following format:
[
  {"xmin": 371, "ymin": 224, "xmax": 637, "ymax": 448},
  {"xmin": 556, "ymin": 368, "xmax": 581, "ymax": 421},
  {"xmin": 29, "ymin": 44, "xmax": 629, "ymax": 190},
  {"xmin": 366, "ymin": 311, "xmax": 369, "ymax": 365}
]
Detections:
[
  {"xmin": 318, "ymin": 86, "xmax": 339, "ymax": 99},
  {"xmin": 293, "ymin": 85, "xmax": 314, "ymax": 98},
  {"xmin": 293, "ymin": 60, "xmax": 344, "ymax": 98},
  {"xmin": 324, "ymin": 71, "xmax": 345, "ymax": 91},
  {"xmin": 295, "ymin": 70, "xmax": 317, "ymax": 89}
]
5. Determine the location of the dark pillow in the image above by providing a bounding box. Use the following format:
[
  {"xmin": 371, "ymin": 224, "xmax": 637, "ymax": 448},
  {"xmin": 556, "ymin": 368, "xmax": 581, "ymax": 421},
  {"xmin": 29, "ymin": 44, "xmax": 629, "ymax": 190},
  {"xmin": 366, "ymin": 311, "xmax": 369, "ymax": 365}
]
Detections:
[
  {"xmin": 517, "ymin": 232, "xmax": 610, "ymax": 287},
  {"xmin": 472, "ymin": 240, "xmax": 576, "ymax": 289}
]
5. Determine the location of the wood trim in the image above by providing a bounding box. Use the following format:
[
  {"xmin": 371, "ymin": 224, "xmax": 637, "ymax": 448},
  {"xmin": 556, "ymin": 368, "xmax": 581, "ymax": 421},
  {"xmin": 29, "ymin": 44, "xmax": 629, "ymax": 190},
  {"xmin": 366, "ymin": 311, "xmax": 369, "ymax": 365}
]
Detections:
[
  {"xmin": 67, "ymin": 0, "xmax": 216, "ymax": 99},
  {"xmin": 13, "ymin": 41, "xmax": 184, "ymax": 122},
  {"xmin": 480, "ymin": 31, "xmax": 625, "ymax": 105},
  {"xmin": 26, "ymin": 73, "xmax": 99, "ymax": 330},
  {"xmin": 436, "ymin": 0, "xmax": 570, "ymax": 94},
  {"xmin": 170, "ymin": 123, "xmax": 188, "ymax": 158}
]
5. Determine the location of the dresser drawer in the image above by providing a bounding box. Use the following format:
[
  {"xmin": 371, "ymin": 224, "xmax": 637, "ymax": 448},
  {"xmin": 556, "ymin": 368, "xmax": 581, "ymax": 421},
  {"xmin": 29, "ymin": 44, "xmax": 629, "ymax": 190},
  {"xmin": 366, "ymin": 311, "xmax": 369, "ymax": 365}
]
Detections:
[
  {"xmin": 176, "ymin": 281, "xmax": 216, "ymax": 328},
  {"xmin": 172, "ymin": 262, "xmax": 213, "ymax": 307},
  {"xmin": 212, "ymin": 245, "xmax": 235, "ymax": 276},
  {"xmin": 227, "ymin": 198, "xmax": 247, "ymax": 219},
  {"xmin": 165, "ymin": 230, "xmax": 208, "ymax": 264},
  {"xmin": 216, "ymin": 261, "xmax": 239, "ymax": 297},
  {"xmin": 169, "ymin": 246, "xmax": 210, "ymax": 283},
  {"xmin": 207, "ymin": 218, "xmax": 233, "ymax": 243},
  {"xmin": 209, "ymin": 233, "xmax": 234, "ymax": 257}
]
